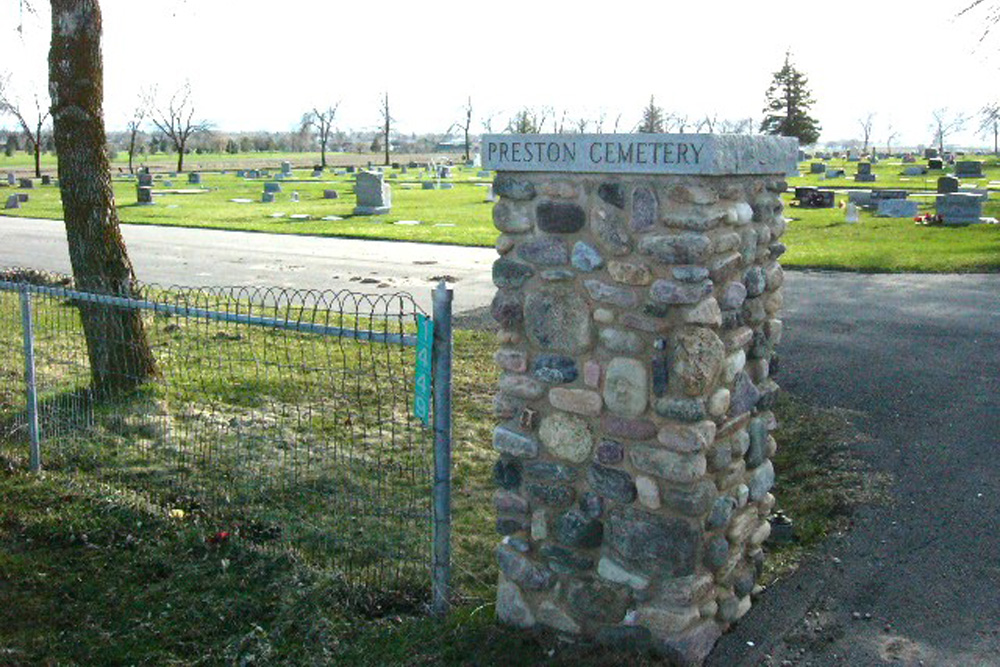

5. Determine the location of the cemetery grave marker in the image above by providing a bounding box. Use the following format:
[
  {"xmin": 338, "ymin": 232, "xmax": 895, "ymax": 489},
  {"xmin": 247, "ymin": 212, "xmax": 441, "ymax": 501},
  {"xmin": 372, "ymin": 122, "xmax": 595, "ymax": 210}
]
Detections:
[
  {"xmin": 353, "ymin": 170, "xmax": 392, "ymax": 215},
  {"xmin": 937, "ymin": 193, "xmax": 983, "ymax": 224}
]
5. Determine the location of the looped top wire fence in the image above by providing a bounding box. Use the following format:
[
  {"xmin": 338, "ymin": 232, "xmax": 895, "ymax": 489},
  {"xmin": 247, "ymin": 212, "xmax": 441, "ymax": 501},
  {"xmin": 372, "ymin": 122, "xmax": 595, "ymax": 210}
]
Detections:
[{"xmin": 0, "ymin": 268, "xmax": 438, "ymax": 608}]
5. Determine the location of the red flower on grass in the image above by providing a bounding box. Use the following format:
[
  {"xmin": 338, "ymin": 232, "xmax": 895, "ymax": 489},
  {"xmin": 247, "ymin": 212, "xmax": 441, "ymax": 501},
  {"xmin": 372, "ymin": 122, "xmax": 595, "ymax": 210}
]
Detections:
[{"xmin": 207, "ymin": 531, "xmax": 230, "ymax": 545}]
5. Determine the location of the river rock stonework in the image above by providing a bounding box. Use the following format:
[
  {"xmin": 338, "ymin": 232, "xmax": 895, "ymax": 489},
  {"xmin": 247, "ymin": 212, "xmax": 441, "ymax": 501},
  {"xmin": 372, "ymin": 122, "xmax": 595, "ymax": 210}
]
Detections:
[{"xmin": 487, "ymin": 134, "xmax": 793, "ymax": 665}]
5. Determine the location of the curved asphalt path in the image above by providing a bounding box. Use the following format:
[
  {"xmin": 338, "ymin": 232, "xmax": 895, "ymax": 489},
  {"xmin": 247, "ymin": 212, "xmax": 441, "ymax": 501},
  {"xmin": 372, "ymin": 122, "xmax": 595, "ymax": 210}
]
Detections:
[{"xmin": 3, "ymin": 217, "xmax": 1000, "ymax": 665}]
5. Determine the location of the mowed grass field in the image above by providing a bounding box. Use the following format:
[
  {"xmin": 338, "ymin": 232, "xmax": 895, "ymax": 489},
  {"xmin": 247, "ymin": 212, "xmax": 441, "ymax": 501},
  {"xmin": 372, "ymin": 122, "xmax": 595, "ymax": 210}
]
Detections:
[{"xmin": 2, "ymin": 155, "xmax": 1000, "ymax": 271}]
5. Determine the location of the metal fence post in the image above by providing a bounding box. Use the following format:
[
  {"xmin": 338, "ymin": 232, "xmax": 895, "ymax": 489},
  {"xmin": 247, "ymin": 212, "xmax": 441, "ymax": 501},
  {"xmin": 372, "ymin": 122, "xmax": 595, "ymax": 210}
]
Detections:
[
  {"xmin": 430, "ymin": 280, "xmax": 453, "ymax": 616},
  {"xmin": 19, "ymin": 286, "xmax": 41, "ymax": 472}
]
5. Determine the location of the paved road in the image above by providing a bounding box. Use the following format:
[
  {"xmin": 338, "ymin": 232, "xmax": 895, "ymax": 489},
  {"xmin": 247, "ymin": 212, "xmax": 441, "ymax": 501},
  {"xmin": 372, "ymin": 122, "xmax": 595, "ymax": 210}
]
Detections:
[
  {"xmin": 710, "ymin": 271, "xmax": 1000, "ymax": 666},
  {"xmin": 4, "ymin": 217, "xmax": 1000, "ymax": 665},
  {"xmin": 0, "ymin": 217, "xmax": 497, "ymax": 314}
]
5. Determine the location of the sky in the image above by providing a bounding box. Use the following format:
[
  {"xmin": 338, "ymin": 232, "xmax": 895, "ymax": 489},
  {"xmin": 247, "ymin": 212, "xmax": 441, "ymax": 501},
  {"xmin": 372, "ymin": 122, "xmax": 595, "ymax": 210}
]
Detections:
[{"xmin": 2, "ymin": 0, "xmax": 999, "ymax": 149}]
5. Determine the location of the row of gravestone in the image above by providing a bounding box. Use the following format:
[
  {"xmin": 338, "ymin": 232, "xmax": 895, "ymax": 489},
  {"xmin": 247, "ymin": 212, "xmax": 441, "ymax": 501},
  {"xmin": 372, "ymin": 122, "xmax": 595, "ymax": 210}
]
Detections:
[
  {"xmin": 5, "ymin": 174, "xmax": 54, "ymax": 187},
  {"xmin": 806, "ymin": 187, "xmax": 986, "ymax": 223},
  {"xmin": 808, "ymin": 160, "xmax": 985, "ymax": 181}
]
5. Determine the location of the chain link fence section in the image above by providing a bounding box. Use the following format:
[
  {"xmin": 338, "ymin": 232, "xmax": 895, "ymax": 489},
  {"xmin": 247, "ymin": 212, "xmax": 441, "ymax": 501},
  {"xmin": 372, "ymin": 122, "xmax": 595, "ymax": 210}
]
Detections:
[{"xmin": 0, "ymin": 268, "xmax": 442, "ymax": 609}]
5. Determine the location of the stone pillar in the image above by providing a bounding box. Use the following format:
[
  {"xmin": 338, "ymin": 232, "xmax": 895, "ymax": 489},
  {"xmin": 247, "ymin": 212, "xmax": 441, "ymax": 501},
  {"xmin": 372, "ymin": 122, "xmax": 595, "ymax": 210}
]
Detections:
[{"xmin": 484, "ymin": 134, "xmax": 796, "ymax": 665}]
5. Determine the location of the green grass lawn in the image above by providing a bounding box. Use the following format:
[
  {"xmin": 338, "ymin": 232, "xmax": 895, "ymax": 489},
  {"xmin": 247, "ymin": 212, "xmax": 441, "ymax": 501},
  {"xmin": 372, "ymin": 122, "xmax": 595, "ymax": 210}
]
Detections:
[
  {"xmin": 3, "ymin": 158, "xmax": 999, "ymax": 271},
  {"xmin": 0, "ymin": 369, "xmax": 879, "ymax": 667}
]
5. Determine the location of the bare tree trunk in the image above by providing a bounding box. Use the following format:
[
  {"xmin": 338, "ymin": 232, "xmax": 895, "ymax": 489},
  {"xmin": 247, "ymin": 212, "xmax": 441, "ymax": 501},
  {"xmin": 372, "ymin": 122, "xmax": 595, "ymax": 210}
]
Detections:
[
  {"xmin": 176, "ymin": 143, "xmax": 184, "ymax": 172},
  {"xmin": 33, "ymin": 123, "xmax": 42, "ymax": 177},
  {"xmin": 128, "ymin": 127, "xmax": 137, "ymax": 173},
  {"xmin": 49, "ymin": 0, "xmax": 158, "ymax": 396},
  {"xmin": 383, "ymin": 93, "xmax": 390, "ymax": 167}
]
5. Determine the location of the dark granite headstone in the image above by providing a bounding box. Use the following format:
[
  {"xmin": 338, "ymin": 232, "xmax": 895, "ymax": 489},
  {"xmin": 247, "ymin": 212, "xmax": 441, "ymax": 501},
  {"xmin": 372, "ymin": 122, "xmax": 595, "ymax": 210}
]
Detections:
[{"xmin": 937, "ymin": 176, "xmax": 960, "ymax": 194}]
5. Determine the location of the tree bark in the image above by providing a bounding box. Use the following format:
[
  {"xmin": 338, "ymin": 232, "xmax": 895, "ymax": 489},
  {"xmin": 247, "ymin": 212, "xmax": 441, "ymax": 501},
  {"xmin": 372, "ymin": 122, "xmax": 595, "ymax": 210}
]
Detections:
[
  {"xmin": 49, "ymin": 0, "xmax": 158, "ymax": 396},
  {"xmin": 33, "ymin": 123, "xmax": 42, "ymax": 177}
]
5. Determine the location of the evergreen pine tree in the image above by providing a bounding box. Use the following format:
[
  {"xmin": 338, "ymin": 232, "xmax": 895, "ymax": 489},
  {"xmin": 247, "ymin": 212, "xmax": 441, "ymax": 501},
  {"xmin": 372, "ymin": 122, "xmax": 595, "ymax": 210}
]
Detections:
[
  {"xmin": 760, "ymin": 52, "xmax": 821, "ymax": 145},
  {"xmin": 638, "ymin": 96, "xmax": 665, "ymax": 133}
]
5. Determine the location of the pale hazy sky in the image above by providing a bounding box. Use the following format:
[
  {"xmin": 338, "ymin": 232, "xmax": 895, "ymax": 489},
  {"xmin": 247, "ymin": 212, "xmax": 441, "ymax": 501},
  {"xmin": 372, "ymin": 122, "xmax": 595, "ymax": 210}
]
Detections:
[{"xmin": 2, "ymin": 0, "xmax": 998, "ymax": 148}]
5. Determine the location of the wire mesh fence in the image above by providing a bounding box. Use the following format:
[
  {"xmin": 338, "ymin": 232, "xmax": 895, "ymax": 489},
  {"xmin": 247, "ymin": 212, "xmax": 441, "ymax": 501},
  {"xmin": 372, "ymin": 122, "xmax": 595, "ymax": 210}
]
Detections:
[{"xmin": 0, "ymin": 268, "xmax": 441, "ymax": 609}]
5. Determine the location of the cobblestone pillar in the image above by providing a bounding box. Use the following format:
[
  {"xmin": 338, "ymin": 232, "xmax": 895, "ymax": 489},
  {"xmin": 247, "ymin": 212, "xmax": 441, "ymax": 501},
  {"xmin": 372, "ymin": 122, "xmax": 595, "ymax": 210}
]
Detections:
[{"xmin": 484, "ymin": 134, "xmax": 797, "ymax": 665}]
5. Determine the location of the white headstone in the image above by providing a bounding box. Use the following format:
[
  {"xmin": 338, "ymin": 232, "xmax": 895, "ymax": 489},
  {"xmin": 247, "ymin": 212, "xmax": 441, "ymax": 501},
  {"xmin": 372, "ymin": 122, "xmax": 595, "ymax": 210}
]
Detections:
[{"xmin": 845, "ymin": 202, "xmax": 859, "ymax": 223}]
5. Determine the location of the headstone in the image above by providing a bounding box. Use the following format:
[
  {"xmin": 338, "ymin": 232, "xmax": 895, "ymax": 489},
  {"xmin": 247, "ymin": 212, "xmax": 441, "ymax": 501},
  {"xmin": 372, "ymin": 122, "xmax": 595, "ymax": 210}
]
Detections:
[
  {"xmin": 323, "ymin": 189, "xmax": 339, "ymax": 199},
  {"xmin": 16, "ymin": 193, "xmax": 28, "ymax": 203},
  {"xmin": 312, "ymin": 169, "xmax": 323, "ymax": 178},
  {"xmin": 902, "ymin": 155, "xmax": 916, "ymax": 163},
  {"xmin": 809, "ymin": 162, "xmax": 826, "ymax": 174},
  {"xmin": 954, "ymin": 161, "xmax": 984, "ymax": 178},
  {"xmin": 824, "ymin": 168, "xmax": 845, "ymax": 179},
  {"xmin": 870, "ymin": 189, "xmax": 908, "ymax": 202},
  {"xmin": 845, "ymin": 202, "xmax": 859, "ymax": 223},
  {"xmin": 138, "ymin": 173, "xmax": 154, "ymax": 187},
  {"xmin": 163, "ymin": 180, "xmax": 173, "ymax": 187},
  {"xmin": 937, "ymin": 193, "xmax": 983, "ymax": 224},
  {"xmin": 291, "ymin": 191, "xmax": 300, "ymax": 203},
  {"xmin": 937, "ymin": 176, "xmax": 960, "ymax": 194},
  {"xmin": 438, "ymin": 165, "xmax": 452, "ymax": 179},
  {"xmin": 847, "ymin": 190, "xmax": 873, "ymax": 207},
  {"xmin": 264, "ymin": 181, "xmax": 282, "ymax": 194},
  {"xmin": 928, "ymin": 158, "xmax": 944, "ymax": 170},
  {"xmin": 136, "ymin": 186, "xmax": 154, "ymax": 204},
  {"xmin": 854, "ymin": 162, "xmax": 875, "ymax": 182},
  {"xmin": 18, "ymin": 178, "xmax": 34, "ymax": 189},
  {"xmin": 924, "ymin": 148, "xmax": 939, "ymax": 159},
  {"xmin": 40, "ymin": 175, "xmax": 51, "ymax": 185},
  {"xmin": 391, "ymin": 162, "xmax": 400, "ymax": 169},
  {"xmin": 903, "ymin": 166, "xmax": 927, "ymax": 176},
  {"xmin": 353, "ymin": 170, "xmax": 392, "ymax": 214},
  {"xmin": 281, "ymin": 161, "xmax": 292, "ymax": 176},
  {"xmin": 262, "ymin": 191, "xmax": 276, "ymax": 203},
  {"xmin": 801, "ymin": 189, "xmax": 835, "ymax": 208},
  {"xmin": 876, "ymin": 199, "xmax": 918, "ymax": 218},
  {"xmin": 346, "ymin": 166, "xmax": 356, "ymax": 173},
  {"xmin": 794, "ymin": 186, "xmax": 817, "ymax": 202},
  {"xmin": 439, "ymin": 182, "xmax": 454, "ymax": 189},
  {"xmin": 486, "ymin": 185, "xmax": 497, "ymax": 202},
  {"xmin": 188, "ymin": 172, "xmax": 201, "ymax": 184},
  {"xmin": 478, "ymin": 170, "xmax": 492, "ymax": 178},
  {"xmin": 5, "ymin": 194, "xmax": 20, "ymax": 209},
  {"xmin": 422, "ymin": 181, "xmax": 436, "ymax": 190},
  {"xmin": 5, "ymin": 173, "xmax": 14, "ymax": 185},
  {"xmin": 959, "ymin": 187, "xmax": 990, "ymax": 202},
  {"xmin": 401, "ymin": 166, "xmax": 408, "ymax": 174}
]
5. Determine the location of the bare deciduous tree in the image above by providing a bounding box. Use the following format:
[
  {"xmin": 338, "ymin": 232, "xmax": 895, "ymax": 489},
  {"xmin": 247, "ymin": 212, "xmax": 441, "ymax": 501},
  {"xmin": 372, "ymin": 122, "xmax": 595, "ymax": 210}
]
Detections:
[
  {"xmin": 979, "ymin": 103, "xmax": 1000, "ymax": 154},
  {"xmin": 49, "ymin": 0, "xmax": 158, "ymax": 395},
  {"xmin": 446, "ymin": 96, "xmax": 473, "ymax": 161},
  {"xmin": 151, "ymin": 82, "xmax": 211, "ymax": 172},
  {"xmin": 929, "ymin": 108, "xmax": 967, "ymax": 154},
  {"xmin": 884, "ymin": 122, "xmax": 900, "ymax": 156},
  {"xmin": 0, "ymin": 73, "xmax": 50, "ymax": 177},
  {"xmin": 858, "ymin": 112, "xmax": 875, "ymax": 154},
  {"xmin": 125, "ymin": 87, "xmax": 152, "ymax": 174},
  {"xmin": 379, "ymin": 91, "xmax": 392, "ymax": 166},
  {"xmin": 301, "ymin": 102, "xmax": 340, "ymax": 168},
  {"xmin": 695, "ymin": 113, "xmax": 718, "ymax": 133}
]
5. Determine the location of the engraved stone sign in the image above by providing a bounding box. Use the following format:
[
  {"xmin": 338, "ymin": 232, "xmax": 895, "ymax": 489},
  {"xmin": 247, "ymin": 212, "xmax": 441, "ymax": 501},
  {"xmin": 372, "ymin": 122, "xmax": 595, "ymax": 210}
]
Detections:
[{"xmin": 481, "ymin": 134, "xmax": 798, "ymax": 176}]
